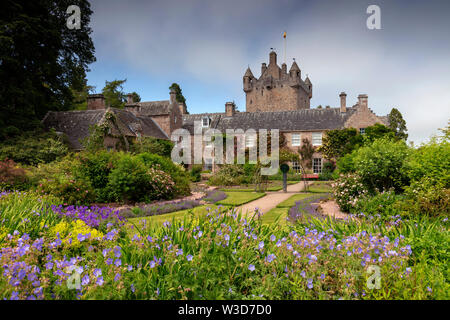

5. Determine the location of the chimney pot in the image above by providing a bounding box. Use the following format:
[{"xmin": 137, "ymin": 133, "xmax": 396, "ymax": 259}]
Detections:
[
  {"xmin": 127, "ymin": 94, "xmax": 134, "ymax": 104},
  {"xmin": 358, "ymin": 94, "xmax": 368, "ymax": 108}
]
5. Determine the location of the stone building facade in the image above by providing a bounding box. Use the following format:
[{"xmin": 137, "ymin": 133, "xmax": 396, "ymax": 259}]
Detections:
[
  {"xmin": 42, "ymin": 90, "xmax": 183, "ymax": 151},
  {"xmin": 244, "ymin": 51, "xmax": 312, "ymax": 112}
]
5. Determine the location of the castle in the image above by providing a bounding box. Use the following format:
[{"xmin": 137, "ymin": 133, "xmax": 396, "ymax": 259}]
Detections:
[
  {"xmin": 244, "ymin": 51, "xmax": 312, "ymax": 112},
  {"xmin": 43, "ymin": 50, "xmax": 388, "ymax": 175}
]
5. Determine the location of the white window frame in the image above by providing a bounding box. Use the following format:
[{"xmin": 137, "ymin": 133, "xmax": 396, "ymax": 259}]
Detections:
[
  {"xmin": 359, "ymin": 127, "xmax": 366, "ymax": 135},
  {"xmin": 291, "ymin": 161, "xmax": 301, "ymax": 173},
  {"xmin": 291, "ymin": 133, "xmax": 301, "ymax": 147},
  {"xmin": 202, "ymin": 117, "xmax": 210, "ymax": 128},
  {"xmin": 313, "ymin": 158, "xmax": 322, "ymax": 174},
  {"xmin": 312, "ymin": 132, "xmax": 322, "ymax": 146}
]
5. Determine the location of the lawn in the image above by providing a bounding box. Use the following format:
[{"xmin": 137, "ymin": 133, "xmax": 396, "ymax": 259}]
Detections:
[
  {"xmin": 126, "ymin": 191, "xmax": 265, "ymax": 231},
  {"xmin": 303, "ymin": 181, "xmax": 333, "ymax": 193},
  {"xmin": 275, "ymin": 193, "xmax": 315, "ymax": 208},
  {"xmin": 260, "ymin": 207, "xmax": 289, "ymax": 225},
  {"xmin": 219, "ymin": 181, "xmax": 298, "ymax": 192},
  {"xmin": 216, "ymin": 191, "xmax": 266, "ymax": 206}
]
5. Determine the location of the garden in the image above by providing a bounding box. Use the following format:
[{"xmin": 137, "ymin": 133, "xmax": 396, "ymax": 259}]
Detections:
[{"xmin": 0, "ymin": 124, "xmax": 448, "ymax": 300}]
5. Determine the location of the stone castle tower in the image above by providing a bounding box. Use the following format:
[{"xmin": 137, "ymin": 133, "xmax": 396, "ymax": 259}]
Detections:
[{"xmin": 243, "ymin": 51, "xmax": 312, "ymax": 112}]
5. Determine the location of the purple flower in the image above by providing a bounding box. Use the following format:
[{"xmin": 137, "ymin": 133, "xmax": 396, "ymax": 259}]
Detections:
[
  {"xmin": 81, "ymin": 274, "xmax": 90, "ymax": 286},
  {"xmin": 248, "ymin": 264, "xmax": 255, "ymax": 272},
  {"xmin": 258, "ymin": 241, "xmax": 264, "ymax": 250},
  {"xmin": 176, "ymin": 249, "xmax": 183, "ymax": 256},
  {"xmin": 114, "ymin": 259, "xmax": 122, "ymax": 267},
  {"xmin": 270, "ymin": 235, "xmax": 276, "ymax": 242},
  {"xmin": 307, "ymin": 278, "xmax": 313, "ymax": 289},
  {"xmin": 186, "ymin": 254, "xmax": 193, "ymax": 262},
  {"xmin": 114, "ymin": 273, "xmax": 121, "ymax": 282},
  {"xmin": 96, "ymin": 276, "xmax": 104, "ymax": 286},
  {"xmin": 93, "ymin": 268, "xmax": 102, "ymax": 277}
]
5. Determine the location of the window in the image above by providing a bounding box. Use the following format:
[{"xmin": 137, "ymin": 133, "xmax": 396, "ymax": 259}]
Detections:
[
  {"xmin": 291, "ymin": 133, "xmax": 301, "ymax": 147},
  {"xmin": 202, "ymin": 117, "xmax": 210, "ymax": 128},
  {"xmin": 245, "ymin": 135, "xmax": 256, "ymax": 148},
  {"xmin": 360, "ymin": 127, "xmax": 366, "ymax": 135},
  {"xmin": 312, "ymin": 132, "xmax": 322, "ymax": 146},
  {"xmin": 292, "ymin": 161, "xmax": 301, "ymax": 173},
  {"xmin": 313, "ymin": 158, "xmax": 322, "ymax": 174}
]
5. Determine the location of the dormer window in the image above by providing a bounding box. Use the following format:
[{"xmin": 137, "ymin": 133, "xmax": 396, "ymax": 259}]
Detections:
[{"xmin": 202, "ymin": 116, "xmax": 210, "ymax": 128}]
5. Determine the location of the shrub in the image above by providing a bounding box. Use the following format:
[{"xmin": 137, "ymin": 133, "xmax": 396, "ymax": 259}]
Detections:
[
  {"xmin": 189, "ymin": 165, "xmax": 202, "ymax": 182},
  {"xmin": 353, "ymin": 138, "xmax": 410, "ymax": 193},
  {"xmin": 136, "ymin": 153, "xmax": 190, "ymax": 197},
  {"xmin": 318, "ymin": 161, "xmax": 335, "ymax": 181},
  {"xmin": 208, "ymin": 164, "xmax": 245, "ymax": 186},
  {"xmin": 352, "ymin": 190, "xmax": 402, "ymax": 217},
  {"xmin": 0, "ymin": 129, "xmax": 69, "ymax": 166},
  {"xmin": 332, "ymin": 173, "xmax": 369, "ymax": 212},
  {"xmin": 130, "ymin": 137, "xmax": 174, "ymax": 158},
  {"xmin": 106, "ymin": 154, "xmax": 175, "ymax": 203},
  {"xmin": 37, "ymin": 175, "xmax": 96, "ymax": 206},
  {"xmin": 0, "ymin": 159, "xmax": 30, "ymax": 191},
  {"xmin": 335, "ymin": 151, "xmax": 356, "ymax": 174},
  {"xmin": 402, "ymin": 178, "xmax": 449, "ymax": 217}
]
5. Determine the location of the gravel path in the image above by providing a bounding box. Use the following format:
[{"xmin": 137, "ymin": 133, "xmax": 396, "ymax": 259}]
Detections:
[
  {"xmin": 317, "ymin": 199, "xmax": 348, "ymax": 219},
  {"xmin": 237, "ymin": 181, "xmax": 306, "ymax": 215}
]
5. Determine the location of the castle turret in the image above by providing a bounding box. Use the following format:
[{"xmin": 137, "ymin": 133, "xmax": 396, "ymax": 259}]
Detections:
[
  {"xmin": 305, "ymin": 76, "xmax": 312, "ymax": 98},
  {"xmin": 261, "ymin": 63, "xmax": 267, "ymax": 76},
  {"xmin": 281, "ymin": 63, "xmax": 287, "ymax": 75},
  {"xmin": 243, "ymin": 67, "xmax": 254, "ymax": 93},
  {"xmin": 289, "ymin": 61, "xmax": 300, "ymax": 79}
]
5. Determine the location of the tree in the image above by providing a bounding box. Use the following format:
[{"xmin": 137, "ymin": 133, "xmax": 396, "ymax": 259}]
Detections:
[
  {"xmin": 387, "ymin": 108, "xmax": 408, "ymax": 140},
  {"xmin": 71, "ymin": 80, "xmax": 96, "ymax": 110},
  {"xmin": 0, "ymin": 0, "xmax": 96, "ymax": 138},
  {"xmin": 299, "ymin": 138, "xmax": 314, "ymax": 169},
  {"xmin": 102, "ymin": 79, "xmax": 127, "ymax": 108},
  {"xmin": 130, "ymin": 91, "xmax": 141, "ymax": 103},
  {"xmin": 169, "ymin": 83, "xmax": 186, "ymax": 104},
  {"xmin": 363, "ymin": 123, "xmax": 396, "ymax": 143},
  {"xmin": 320, "ymin": 128, "xmax": 363, "ymax": 160}
]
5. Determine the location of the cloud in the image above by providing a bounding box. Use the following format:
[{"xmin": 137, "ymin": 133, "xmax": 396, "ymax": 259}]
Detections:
[{"xmin": 88, "ymin": 0, "xmax": 450, "ymax": 144}]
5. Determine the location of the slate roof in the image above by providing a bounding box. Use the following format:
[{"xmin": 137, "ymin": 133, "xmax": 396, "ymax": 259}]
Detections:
[
  {"xmin": 42, "ymin": 108, "xmax": 168, "ymax": 150},
  {"xmin": 125, "ymin": 100, "xmax": 171, "ymax": 116},
  {"xmin": 182, "ymin": 107, "xmax": 358, "ymax": 134}
]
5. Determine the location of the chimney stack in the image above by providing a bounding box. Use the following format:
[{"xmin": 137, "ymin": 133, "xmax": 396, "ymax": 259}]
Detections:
[
  {"xmin": 170, "ymin": 89, "xmax": 177, "ymax": 104},
  {"xmin": 179, "ymin": 103, "xmax": 187, "ymax": 115},
  {"xmin": 87, "ymin": 94, "xmax": 106, "ymax": 110},
  {"xmin": 127, "ymin": 94, "xmax": 134, "ymax": 104},
  {"xmin": 225, "ymin": 102, "xmax": 236, "ymax": 117},
  {"xmin": 358, "ymin": 94, "xmax": 368, "ymax": 108},
  {"xmin": 339, "ymin": 92, "xmax": 347, "ymax": 113},
  {"xmin": 281, "ymin": 63, "xmax": 287, "ymax": 74}
]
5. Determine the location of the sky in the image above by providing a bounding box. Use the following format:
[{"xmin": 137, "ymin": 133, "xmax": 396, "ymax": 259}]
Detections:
[{"xmin": 86, "ymin": 0, "xmax": 450, "ymax": 145}]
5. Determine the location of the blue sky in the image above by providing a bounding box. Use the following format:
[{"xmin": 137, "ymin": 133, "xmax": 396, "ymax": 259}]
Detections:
[{"xmin": 86, "ymin": 0, "xmax": 450, "ymax": 144}]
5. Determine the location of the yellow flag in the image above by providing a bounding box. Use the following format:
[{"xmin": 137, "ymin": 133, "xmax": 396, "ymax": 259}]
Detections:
[{"xmin": 283, "ymin": 31, "xmax": 286, "ymax": 38}]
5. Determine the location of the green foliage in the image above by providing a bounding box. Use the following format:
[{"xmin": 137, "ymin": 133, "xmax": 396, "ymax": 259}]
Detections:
[
  {"xmin": 318, "ymin": 161, "xmax": 335, "ymax": 181},
  {"xmin": 106, "ymin": 154, "xmax": 175, "ymax": 203},
  {"xmin": 208, "ymin": 164, "xmax": 245, "ymax": 186},
  {"xmin": 169, "ymin": 83, "xmax": 186, "ymax": 104},
  {"xmin": 0, "ymin": 159, "xmax": 30, "ymax": 191},
  {"xmin": 0, "ymin": 192, "xmax": 62, "ymax": 240},
  {"xmin": 320, "ymin": 128, "xmax": 363, "ymax": 160},
  {"xmin": 363, "ymin": 123, "xmax": 396, "ymax": 144},
  {"xmin": 130, "ymin": 137, "xmax": 174, "ymax": 158},
  {"xmin": 353, "ymin": 138, "xmax": 410, "ymax": 193},
  {"xmin": 189, "ymin": 165, "xmax": 202, "ymax": 182},
  {"xmin": 37, "ymin": 174, "xmax": 96, "ymax": 205},
  {"xmin": 129, "ymin": 91, "xmax": 141, "ymax": 103},
  {"xmin": 102, "ymin": 79, "xmax": 127, "ymax": 108},
  {"xmin": 353, "ymin": 190, "xmax": 402, "ymax": 217},
  {"xmin": 387, "ymin": 108, "xmax": 408, "ymax": 140},
  {"xmin": 0, "ymin": 129, "xmax": 69, "ymax": 166},
  {"xmin": 0, "ymin": 0, "xmax": 96, "ymax": 139},
  {"xmin": 335, "ymin": 151, "xmax": 356, "ymax": 174},
  {"xmin": 136, "ymin": 153, "xmax": 190, "ymax": 197}
]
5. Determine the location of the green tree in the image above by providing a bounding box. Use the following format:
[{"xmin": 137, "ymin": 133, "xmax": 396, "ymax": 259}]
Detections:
[
  {"xmin": 363, "ymin": 123, "xmax": 396, "ymax": 143},
  {"xmin": 102, "ymin": 79, "xmax": 127, "ymax": 108},
  {"xmin": 320, "ymin": 128, "xmax": 363, "ymax": 160},
  {"xmin": 387, "ymin": 108, "xmax": 408, "ymax": 140},
  {"xmin": 130, "ymin": 91, "xmax": 141, "ymax": 103},
  {"xmin": 0, "ymin": 0, "xmax": 96, "ymax": 138},
  {"xmin": 71, "ymin": 80, "xmax": 96, "ymax": 110},
  {"xmin": 169, "ymin": 83, "xmax": 186, "ymax": 104}
]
